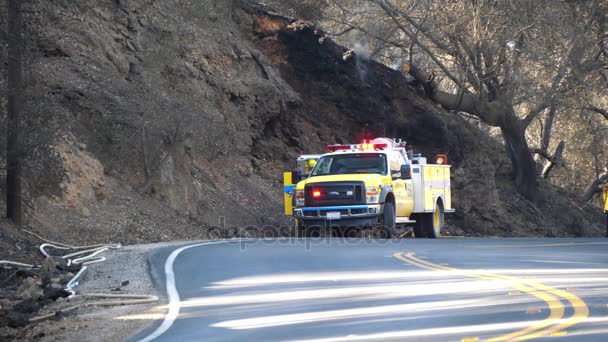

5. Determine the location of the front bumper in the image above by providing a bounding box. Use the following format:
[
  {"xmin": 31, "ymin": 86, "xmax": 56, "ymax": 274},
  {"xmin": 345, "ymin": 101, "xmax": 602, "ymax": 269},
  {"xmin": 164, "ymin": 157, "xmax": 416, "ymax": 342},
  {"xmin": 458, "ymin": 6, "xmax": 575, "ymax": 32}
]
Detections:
[{"xmin": 294, "ymin": 204, "xmax": 382, "ymax": 228}]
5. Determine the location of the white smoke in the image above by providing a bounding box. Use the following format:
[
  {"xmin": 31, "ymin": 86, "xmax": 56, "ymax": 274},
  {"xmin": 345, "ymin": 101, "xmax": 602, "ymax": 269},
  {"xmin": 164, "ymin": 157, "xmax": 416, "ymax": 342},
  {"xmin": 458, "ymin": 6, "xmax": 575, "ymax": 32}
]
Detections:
[{"xmin": 353, "ymin": 41, "xmax": 370, "ymax": 82}]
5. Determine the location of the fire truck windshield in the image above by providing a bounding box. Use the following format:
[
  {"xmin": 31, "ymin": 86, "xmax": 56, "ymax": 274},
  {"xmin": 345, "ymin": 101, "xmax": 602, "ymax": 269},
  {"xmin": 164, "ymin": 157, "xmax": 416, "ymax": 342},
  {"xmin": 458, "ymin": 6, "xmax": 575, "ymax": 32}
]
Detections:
[{"xmin": 311, "ymin": 153, "xmax": 388, "ymax": 176}]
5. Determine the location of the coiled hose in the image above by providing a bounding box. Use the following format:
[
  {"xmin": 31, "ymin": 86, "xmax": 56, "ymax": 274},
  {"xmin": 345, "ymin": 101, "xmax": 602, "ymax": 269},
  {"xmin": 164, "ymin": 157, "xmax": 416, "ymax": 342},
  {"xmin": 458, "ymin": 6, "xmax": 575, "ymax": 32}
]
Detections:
[{"xmin": 1, "ymin": 230, "xmax": 159, "ymax": 323}]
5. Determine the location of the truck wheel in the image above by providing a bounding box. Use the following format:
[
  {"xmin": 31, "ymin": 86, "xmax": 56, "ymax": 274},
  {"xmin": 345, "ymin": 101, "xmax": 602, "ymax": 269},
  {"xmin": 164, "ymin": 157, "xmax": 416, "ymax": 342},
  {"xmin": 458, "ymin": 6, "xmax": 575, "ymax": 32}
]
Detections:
[
  {"xmin": 425, "ymin": 203, "xmax": 444, "ymax": 239},
  {"xmin": 296, "ymin": 220, "xmax": 304, "ymax": 238},
  {"xmin": 343, "ymin": 226, "xmax": 361, "ymax": 238},
  {"xmin": 296, "ymin": 221, "xmax": 318, "ymax": 238},
  {"xmin": 381, "ymin": 202, "xmax": 396, "ymax": 239},
  {"xmin": 412, "ymin": 214, "xmax": 426, "ymax": 238},
  {"xmin": 304, "ymin": 226, "xmax": 321, "ymax": 238}
]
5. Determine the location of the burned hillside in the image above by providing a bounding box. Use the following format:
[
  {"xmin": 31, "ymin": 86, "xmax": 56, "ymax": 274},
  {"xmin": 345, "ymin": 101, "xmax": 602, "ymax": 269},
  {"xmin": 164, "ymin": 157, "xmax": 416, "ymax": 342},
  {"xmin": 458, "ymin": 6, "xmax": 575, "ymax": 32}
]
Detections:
[
  {"xmin": 236, "ymin": 3, "xmax": 604, "ymax": 237},
  {"xmin": 1, "ymin": 1, "xmax": 607, "ymax": 340},
  {"xmin": 0, "ymin": 0, "xmax": 603, "ymax": 251}
]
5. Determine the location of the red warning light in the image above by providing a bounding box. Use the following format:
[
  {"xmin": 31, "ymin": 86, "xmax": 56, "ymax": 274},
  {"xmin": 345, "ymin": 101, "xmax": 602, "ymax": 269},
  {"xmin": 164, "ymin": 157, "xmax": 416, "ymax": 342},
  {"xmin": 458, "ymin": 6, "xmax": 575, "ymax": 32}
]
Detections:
[
  {"xmin": 312, "ymin": 190, "xmax": 321, "ymax": 198},
  {"xmin": 361, "ymin": 142, "xmax": 388, "ymax": 151}
]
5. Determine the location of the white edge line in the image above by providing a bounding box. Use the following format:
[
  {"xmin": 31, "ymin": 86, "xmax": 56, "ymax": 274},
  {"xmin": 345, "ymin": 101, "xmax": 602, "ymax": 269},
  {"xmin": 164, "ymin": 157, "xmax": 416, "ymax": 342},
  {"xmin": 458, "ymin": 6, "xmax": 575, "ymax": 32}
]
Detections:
[{"xmin": 137, "ymin": 241, "xmax": 231, "ymax": 342}]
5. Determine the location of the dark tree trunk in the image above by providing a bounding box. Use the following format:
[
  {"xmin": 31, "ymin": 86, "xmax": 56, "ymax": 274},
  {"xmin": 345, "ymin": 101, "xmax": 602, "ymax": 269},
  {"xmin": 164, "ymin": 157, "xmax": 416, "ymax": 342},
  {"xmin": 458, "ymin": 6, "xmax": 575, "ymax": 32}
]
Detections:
[
  {"xmin": 582, "ymin": 170, "xmax": 608, "ymax": 203},
  {"xmin": 500, "ymin": 112, "xmax": 538, "ymax": 201},
  {"xmin": 541, "ymin": 105, "xmax": 556, "ymax": 150},
  {"xmin": 6, "ymin": 0, "xmax": 24, "ymax": 225},
  {"xmin": 405, "ymin": 63, "xmax": 538, "ymax": 201},
  {"xmin": 536, "ymin": 105, "xmax": 557, "ymax": 175}
]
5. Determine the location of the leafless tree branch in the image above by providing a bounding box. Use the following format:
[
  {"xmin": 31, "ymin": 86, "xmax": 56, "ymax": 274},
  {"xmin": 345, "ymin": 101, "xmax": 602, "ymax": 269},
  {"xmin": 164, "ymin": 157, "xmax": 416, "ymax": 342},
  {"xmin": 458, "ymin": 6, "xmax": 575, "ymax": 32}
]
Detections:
[{"xmin": 587, "ymin": 105, "xmax": 608, "ymax": 120}]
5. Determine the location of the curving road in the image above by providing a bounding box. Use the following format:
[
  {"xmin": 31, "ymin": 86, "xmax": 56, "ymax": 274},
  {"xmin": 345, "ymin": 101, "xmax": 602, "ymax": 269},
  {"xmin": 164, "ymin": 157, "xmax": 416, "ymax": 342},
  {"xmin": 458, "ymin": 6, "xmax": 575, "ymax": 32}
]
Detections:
[{"xmin": 132, "ymin": 238, "xmax": 608, "ymax": 342}]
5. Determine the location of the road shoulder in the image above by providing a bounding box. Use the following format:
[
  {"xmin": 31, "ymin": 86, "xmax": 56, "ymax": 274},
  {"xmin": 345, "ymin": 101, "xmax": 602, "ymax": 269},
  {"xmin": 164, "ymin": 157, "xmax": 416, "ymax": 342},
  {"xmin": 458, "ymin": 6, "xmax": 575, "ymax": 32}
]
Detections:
[{"xmin": 0, "ymin": 243, "xmax": 178, "ymax": 342}]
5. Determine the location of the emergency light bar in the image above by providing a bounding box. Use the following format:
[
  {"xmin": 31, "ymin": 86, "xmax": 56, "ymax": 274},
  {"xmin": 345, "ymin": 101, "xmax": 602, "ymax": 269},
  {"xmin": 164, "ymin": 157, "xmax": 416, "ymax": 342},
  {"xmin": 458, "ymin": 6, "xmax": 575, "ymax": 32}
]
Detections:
[
  {"xmin": 325, "ymin": 141, "xmax": 389, "ymax": 152},
  {"xmin": 361, "ymin": 142, "xmax": 388, "ymax": 150},
  {"xmin": 325, "ymin": 144, "xmax": 354, "ymax": 152}
]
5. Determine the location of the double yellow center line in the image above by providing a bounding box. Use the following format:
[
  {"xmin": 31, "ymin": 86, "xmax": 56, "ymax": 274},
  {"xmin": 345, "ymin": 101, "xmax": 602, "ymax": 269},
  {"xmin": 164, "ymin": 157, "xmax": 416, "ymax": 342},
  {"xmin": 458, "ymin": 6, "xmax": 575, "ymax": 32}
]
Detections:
[{"xmin": 393, "ymin": 252, "xmax": 589, "ymax": 341}]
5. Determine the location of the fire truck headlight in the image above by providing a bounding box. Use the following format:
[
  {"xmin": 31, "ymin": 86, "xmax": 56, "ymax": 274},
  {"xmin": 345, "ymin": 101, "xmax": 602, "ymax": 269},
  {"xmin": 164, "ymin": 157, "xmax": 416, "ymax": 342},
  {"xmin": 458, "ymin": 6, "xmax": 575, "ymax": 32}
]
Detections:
[
  {"xmin": 296, "ymin": 190, "xmax": 305, "ymax": 207},
  {"xmin": 366, "ymin": 187, "xmax": 380, "ymax": 204}
]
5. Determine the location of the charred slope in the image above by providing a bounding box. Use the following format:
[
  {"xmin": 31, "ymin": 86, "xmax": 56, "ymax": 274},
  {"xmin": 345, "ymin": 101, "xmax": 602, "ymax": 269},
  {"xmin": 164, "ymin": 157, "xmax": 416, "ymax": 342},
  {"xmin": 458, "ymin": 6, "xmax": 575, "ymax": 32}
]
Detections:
[
  {"xmin": 0, "ymin": 0, "xmax": 603, "ymax": 246},
  {"xmin": 236, "ymin": 3, "xmax": 604, "ymax": 237}
]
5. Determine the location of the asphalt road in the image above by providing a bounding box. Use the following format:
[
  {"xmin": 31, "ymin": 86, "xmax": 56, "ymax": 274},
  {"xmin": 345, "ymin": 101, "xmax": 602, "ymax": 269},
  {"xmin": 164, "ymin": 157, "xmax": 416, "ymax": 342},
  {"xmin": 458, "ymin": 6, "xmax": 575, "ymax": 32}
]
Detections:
[{"xmin": 132, "ymin": 238, "xmax": 608, "ymax": 342}]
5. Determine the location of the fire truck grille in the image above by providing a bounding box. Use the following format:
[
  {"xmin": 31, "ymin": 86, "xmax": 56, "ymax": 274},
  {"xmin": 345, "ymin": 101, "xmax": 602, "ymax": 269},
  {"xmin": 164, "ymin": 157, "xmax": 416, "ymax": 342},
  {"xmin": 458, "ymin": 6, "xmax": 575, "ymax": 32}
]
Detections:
[{"xmin": 305, "ymin": 182, "xmax": 365, "ymax": 207}]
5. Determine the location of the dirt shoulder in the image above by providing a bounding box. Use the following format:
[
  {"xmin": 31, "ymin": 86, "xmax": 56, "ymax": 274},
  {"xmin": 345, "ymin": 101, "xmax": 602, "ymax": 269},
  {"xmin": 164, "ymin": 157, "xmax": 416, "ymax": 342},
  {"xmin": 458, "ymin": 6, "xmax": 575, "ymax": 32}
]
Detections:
[{"xmin": 0, "ymin": 242, "xmax": 178, "ymax": 342}]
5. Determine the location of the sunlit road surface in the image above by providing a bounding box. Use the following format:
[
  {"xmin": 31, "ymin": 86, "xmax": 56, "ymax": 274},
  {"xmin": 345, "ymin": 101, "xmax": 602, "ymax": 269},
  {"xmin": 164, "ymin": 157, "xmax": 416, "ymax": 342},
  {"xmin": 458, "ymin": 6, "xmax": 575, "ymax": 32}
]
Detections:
[{"xmin": 133, "ymin": 238, "xmax": 608, "ymax": 342}]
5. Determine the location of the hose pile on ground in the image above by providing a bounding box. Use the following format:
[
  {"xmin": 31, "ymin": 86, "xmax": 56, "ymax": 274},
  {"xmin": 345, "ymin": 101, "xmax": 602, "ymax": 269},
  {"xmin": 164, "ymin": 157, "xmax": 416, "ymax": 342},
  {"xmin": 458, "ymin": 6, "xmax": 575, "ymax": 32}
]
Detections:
[
  {"xmin": 0, "ymin": 260, "xmax": 40, "ymax": 268},
  {"xmin": 0, "ymin": 230, "xmax": 159, "ymax": 323}
]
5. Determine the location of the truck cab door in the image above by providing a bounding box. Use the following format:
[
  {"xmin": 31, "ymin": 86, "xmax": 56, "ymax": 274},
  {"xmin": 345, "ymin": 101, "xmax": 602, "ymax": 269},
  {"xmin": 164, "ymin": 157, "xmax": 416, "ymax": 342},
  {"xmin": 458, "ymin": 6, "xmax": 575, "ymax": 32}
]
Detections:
[
  {"xmin": 392, "ymin": 179, "xmax": 405, "ymax": 216},
  {"xmin": 401, "ymin": 179, "xmax": 414, "ymax": 217},
  {"xmin": 390, "ymin": 155, "xmax": 414, "ymax": 217}
]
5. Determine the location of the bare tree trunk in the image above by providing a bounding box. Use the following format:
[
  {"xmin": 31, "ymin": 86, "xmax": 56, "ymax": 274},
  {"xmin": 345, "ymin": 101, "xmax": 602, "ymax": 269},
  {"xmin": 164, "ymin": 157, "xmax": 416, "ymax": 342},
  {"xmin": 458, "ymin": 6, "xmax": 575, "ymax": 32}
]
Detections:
[
  {"xmin": 500, "ymin": 111, "xmax": 538, "ymax": 201},
  {"xmin": 137, "ymin": 124, "xmax": 153, "ymax": 193},
  {"xmin": 582, "ymin": 170, "xmax": 608, "ymax": 202},
  {"xmin": 435, "ymin": 89, "xmax": 538, "ymax": 200},
  {"xmin": 407, "ymin": 62, "xmax": 538, "ymax": 200},
  {"xmin": 535, "ymin": 104, "xmax": 558, "ymax": 175},
  {"xmin": 541, "ymin": 105, "xmax": 556, "ymax": 150},
  {"xmin": 6, "ymin": 0, "xmax": 24, "ymax": 225},
  {"xmin": 541, "ymin": 141, "xmax": 565, "ymax": 178}
]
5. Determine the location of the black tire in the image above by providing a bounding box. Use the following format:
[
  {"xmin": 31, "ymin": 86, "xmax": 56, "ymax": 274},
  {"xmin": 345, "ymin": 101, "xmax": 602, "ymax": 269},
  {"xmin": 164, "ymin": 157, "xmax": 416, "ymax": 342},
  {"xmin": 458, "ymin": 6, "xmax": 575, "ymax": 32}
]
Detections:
[
  {"xmin": 332, "ymin": 227, "xmax": 343, "ymax": 238},
  {"xmin": 303, "ymin": 226, "xmax": 321, "ymax": 238},
  {"xmin": 343, "ymin": 226, "xmax": 361, "ymax": 239},
  {"xmin": 381, "ymin": 202, "xmax": 396, "ymax": 239},
  {"xmin": 411, "ymin": 203, "xmax": 444, "ymax": 239},
  {"xmin": 412, "ymin": 214, "xmax": 426, "ymax": 238},
  {"xmin": 296, "ymin": 220, "xmax": 304, "ymax": 238},
  {"xmin": 296, "ymin": 221, "xmax": 319, "ymax": 238}
]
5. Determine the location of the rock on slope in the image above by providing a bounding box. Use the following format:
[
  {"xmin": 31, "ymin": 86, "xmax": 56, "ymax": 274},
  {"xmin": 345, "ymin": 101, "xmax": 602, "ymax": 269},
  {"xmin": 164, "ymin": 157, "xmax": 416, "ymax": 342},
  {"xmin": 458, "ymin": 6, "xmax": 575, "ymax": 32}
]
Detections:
[
  {"xmin": 0, "ymin": 0, "xmax": 603, "ymax": 244},
  {"xmin": 4, "ymin": 0, "xmax": 299, "ymax": 245}
]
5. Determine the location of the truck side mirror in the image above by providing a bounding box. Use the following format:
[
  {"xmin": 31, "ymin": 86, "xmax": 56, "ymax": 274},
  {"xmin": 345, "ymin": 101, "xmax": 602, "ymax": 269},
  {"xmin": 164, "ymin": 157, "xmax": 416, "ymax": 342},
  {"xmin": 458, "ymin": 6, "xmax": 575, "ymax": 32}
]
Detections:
[
  {"xmin": 292, "ymin": 171, "xmax": 301, "ymax": 184},
  {"xmin": 400, "ymin": 165, "xmax": 412, "ymax": 180}
]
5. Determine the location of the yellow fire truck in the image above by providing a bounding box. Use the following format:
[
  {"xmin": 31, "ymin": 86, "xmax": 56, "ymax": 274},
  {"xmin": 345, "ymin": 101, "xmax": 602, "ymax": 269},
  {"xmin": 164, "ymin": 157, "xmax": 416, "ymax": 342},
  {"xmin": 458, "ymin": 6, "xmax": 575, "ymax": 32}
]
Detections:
[{"xmin": 283, "ymin": 138, "xmax": 454, "ymax": 238}]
